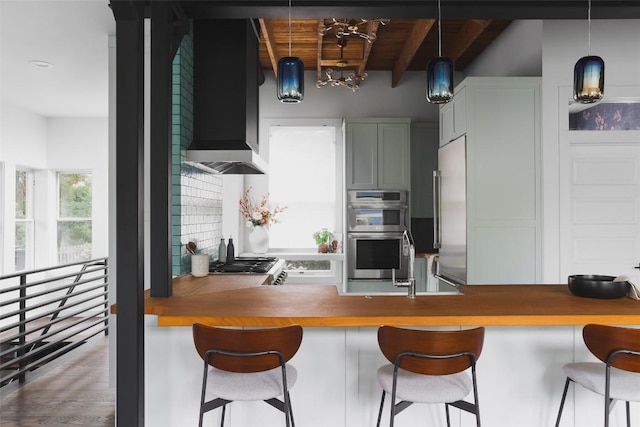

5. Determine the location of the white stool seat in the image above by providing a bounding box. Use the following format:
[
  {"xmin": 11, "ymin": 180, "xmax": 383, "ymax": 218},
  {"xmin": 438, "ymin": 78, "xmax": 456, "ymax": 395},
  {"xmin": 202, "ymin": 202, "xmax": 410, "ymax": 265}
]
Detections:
[
  {"xmin": 554, "ymin": 324, "xmax": 640, "ymax": 427},
  {"xmin": 377, "ymin": 364, "xmax": 472, "ymax": 404},
  {"xmin": 563, "ymin": 362, "xmax": 640, "ymax": 402},
  {"xmin": 206, "ymin": 364, "xmax": 298, "ymax": 402},
  {"xmin": 192, "ymin": 324, "xmax": 303, "ymax": 427}
]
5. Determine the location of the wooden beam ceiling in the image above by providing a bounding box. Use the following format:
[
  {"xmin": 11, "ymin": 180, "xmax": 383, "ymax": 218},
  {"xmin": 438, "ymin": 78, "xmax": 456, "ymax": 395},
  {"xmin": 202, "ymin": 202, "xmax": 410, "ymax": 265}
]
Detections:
[
  {"xmin": 446, "ymin": 19, "xmax": 492, "ymax": 61},
  {"xmin": 391, "ymin": 19, "xmax": 435, "ymax": 88},
  {"xmin": 257, "ymin": 18, "xmax": 511, "ymax": 87},
  {"xmin": 259, "ymin": 18, "xmax": 279, "ymax": 77}
]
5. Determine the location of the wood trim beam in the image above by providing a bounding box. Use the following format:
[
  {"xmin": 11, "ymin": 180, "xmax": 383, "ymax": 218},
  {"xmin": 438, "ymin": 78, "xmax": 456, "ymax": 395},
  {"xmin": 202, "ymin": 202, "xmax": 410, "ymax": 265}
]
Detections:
[
  {"xmin": 320, "ymin": 59, "xmax": 364, "ymax": 68},
  {"xmin": 446, "ymin": 19, "xmax": 492, "ymax": 62},
  {"xmin": 391, "ymin": 19, "xmax": 435, "ymax": 88},
  {"xmin": 259, "ymin": 18, "xmax": 279, "ymax": 77},
  {"xmin": 355, "ymin": 20, "xmax": 381, "ymax": 77}
]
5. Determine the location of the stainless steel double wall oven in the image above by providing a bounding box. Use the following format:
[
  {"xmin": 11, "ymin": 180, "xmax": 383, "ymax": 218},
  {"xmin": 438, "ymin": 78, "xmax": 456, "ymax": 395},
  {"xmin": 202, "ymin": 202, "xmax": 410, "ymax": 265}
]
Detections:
[{"xmin": 347, "ymin": 190, "xmax": 410, "ymax": 280}]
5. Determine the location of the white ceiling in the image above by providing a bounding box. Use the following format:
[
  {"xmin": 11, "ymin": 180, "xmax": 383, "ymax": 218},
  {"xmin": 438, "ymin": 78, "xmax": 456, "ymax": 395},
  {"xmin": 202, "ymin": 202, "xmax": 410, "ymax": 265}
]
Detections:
[{"xmin": 0, "ymin": 0, "xmax": 115, "ymax": 118}]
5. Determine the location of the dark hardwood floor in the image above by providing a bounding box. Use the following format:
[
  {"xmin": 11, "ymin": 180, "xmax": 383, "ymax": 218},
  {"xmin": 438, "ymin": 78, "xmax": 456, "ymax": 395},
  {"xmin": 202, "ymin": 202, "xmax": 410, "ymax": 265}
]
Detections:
[{"xmin": 0, "ymin": 337, "xmax": 114, "ymax": 426}]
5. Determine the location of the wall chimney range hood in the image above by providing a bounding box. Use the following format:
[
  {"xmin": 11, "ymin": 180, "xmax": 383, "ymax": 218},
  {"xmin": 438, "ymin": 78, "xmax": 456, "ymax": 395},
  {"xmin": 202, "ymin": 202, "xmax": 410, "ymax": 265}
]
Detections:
[
  {"xmin": 186, "ymin": 149, "xmax": 268, "ymax": 174},
  {"xmin": 187, "ymin": 19, "xmax": 267, "ymax": 174}
]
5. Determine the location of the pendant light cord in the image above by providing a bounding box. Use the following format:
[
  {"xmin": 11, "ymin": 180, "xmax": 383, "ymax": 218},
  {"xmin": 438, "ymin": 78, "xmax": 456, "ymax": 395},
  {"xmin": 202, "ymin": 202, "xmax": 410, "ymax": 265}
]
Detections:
[
  {"xmin": 288, "ymin": 0, "xmax": 292, "ymax": 57},
  {"xmin": 587, "ymin": 0, "xmax": 592, "ymax": 55},
  {"xmin": 437, "ymin": 0, "xmax": 442, "ymax": 56}
]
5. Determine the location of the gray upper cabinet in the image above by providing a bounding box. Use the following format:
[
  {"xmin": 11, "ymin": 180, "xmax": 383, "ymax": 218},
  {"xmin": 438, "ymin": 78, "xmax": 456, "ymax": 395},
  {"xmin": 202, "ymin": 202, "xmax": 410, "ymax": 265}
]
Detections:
[
  {"xmin": 439, "ymin": 87, "xmax": 467, "ymax": 146},
  {"xmin": 345, "ymin": 118, "xmax": 411, "ymax": 190}
]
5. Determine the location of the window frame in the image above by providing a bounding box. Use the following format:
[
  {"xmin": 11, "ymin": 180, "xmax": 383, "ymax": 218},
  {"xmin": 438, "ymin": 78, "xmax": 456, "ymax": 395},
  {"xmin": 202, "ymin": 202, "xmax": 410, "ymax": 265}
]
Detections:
[
  {"xmin": 56, "ymin": 171, "xmax": 93, "ymax": 264},
  {"xmin": 262, "ymin": 118, "xmax": 344, "ymax": 250},
  {"xmin": 14, "ymin": 168, "xmax": 35, "ymax": 272},
  {"xmin": 261, "ymin": 118, "xmax": 345, "ymax": 284}
]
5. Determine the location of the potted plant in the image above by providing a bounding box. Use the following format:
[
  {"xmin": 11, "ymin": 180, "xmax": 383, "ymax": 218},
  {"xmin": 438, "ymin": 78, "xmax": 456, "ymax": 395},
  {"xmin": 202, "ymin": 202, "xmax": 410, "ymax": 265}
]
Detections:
[{"xmin": 313, "ymin": 228, "xmax": 334, "ymax": 253}]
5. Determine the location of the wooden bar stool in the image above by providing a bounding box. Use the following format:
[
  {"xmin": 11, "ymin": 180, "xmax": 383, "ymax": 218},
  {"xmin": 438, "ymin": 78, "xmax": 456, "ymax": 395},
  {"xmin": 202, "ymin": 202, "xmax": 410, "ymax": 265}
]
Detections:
[
  {"xmin": 555, "ymin": 324, "xmax": 640, "ymax": 427},
  {"xmin": 192, "ymin": 323, "xmax": 303, "ymax": 427},
  {"xmin": 375, "ymin": 326, "xmax": 485, "ymax": 427}
]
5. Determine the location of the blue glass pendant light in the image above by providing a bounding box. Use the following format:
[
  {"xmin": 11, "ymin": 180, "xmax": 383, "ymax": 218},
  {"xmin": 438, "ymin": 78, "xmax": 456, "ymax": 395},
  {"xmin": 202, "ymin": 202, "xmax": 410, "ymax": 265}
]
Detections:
[
  {"xmin": 277, "ymin": 0, "xmax": 304, "ymax": 103},
  {"xmin": 427, "ymin": 57, "xmax": 454, "ymax": 104},
  {"xmin": 427, "ymin": 0, "xmax": 453, "ymax": 104},
  {"xmin": 277, "ymin": 57, "xmax": 304, "ymax": 103},
  {"xmin": 573, "ymin": 0, "xmax": 604, "ymax": 103}
]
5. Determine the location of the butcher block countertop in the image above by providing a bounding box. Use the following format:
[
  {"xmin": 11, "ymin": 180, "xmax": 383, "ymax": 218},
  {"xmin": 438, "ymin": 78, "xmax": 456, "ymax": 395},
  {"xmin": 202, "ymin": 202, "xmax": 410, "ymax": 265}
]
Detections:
[{"xmin": 129, "ymin": 274, "xmax": 640, "ymax": 327}]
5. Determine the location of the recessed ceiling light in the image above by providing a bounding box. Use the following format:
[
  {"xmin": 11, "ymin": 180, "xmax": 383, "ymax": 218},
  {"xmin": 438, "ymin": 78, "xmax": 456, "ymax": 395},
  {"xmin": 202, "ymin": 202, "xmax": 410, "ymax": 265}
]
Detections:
[{"xmin": 28, "ymin": 60, "xmax": 53, "ymax": 69}]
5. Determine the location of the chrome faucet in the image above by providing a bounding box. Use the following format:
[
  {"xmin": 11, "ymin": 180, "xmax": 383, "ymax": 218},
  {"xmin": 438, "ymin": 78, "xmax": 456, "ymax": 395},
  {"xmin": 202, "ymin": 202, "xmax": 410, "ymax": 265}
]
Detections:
[{"xmin": 392, "ymin": 229, "xmax": 416, "ymax": 298}]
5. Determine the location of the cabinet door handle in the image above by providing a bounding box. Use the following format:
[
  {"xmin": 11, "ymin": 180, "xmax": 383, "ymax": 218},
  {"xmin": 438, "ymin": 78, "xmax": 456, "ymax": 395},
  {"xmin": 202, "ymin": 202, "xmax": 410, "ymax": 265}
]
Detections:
[
  {"xmin": 433, "ymin": 170, "xmax": 441, "ymax": 249},
  {"xmin": 634, "ymin": 263, "xmax": 640, "ymax": 270}
]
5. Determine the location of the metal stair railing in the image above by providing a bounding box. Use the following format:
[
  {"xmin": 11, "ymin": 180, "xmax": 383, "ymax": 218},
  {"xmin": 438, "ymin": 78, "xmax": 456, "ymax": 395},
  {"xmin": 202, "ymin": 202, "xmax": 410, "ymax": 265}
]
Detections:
[{"xmin": 0, "ymin": 257, "xmax": 109, "ymax": 387}]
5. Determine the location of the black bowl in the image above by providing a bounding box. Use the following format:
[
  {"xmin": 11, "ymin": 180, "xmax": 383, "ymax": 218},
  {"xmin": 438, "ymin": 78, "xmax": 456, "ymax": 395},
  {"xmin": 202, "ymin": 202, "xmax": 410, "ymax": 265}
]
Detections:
[{"xmin": 568, "ymin": 275, "xmax": 630, "ymax": 299}]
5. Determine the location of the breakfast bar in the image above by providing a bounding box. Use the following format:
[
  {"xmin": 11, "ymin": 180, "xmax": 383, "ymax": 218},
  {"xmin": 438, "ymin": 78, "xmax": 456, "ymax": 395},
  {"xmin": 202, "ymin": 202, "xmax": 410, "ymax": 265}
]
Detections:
[
  {"xmin": 134, "ymin": 275, "xmax": 640, "ymax": 427},
  {"xmin": 143, "ymin": 274, "xmax": 640, "ymax": 327}
]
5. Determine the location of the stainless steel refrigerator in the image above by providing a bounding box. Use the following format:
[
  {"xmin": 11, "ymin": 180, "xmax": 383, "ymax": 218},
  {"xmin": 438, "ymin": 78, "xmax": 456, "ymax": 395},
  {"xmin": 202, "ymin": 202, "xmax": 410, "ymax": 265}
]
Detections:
[{"xmin": 433, "ymin": 135, "xmax": 467, "ymax": 287}]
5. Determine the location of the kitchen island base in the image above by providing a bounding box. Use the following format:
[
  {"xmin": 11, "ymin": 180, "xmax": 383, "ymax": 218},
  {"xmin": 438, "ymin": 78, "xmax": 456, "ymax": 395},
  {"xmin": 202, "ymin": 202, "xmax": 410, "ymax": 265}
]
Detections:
[{"xmin": 142, "ymin": 319, "xmax": 638, "ymax": 427}]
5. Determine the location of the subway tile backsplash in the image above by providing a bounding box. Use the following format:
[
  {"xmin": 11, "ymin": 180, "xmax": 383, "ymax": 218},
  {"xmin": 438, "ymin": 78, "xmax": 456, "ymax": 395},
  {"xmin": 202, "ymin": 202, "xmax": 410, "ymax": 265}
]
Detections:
[
  {"xmin": 177, "ymin": 163, "xmax": 223, "ymax": 274},
  {"xmin": 171, "ymin": 28, "xmax": 224, "ymax": 276}
]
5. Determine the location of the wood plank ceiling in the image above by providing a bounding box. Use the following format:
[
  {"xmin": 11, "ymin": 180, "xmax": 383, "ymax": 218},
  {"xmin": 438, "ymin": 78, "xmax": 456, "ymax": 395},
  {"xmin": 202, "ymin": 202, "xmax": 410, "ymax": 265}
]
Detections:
[{"xmin": 258, "ymin": 18, "xmax": 512, "ymax": 87}]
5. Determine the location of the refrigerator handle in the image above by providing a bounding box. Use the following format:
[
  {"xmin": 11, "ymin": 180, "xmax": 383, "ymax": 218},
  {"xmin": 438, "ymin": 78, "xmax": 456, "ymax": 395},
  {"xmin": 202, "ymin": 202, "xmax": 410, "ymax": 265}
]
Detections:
[{"xmin": 433, "ymin": 170, "xmax": 441, "ymax": 249}]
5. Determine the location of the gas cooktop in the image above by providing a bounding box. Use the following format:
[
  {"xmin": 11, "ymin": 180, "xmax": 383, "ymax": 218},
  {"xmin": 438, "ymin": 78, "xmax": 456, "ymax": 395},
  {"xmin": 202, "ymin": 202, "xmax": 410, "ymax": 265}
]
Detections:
[{"xmin": 209, "ymin": 257, "xmax": 278, "ymax": 274}]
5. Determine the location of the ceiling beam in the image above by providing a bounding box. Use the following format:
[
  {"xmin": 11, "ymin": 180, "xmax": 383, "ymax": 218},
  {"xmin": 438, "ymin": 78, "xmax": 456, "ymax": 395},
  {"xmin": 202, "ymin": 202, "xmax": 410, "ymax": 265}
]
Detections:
[
  {"xmin": 391, "ymin": 19, "xmax": 435, "ymax": 88},
  {"xmin": 355, "ymin": 20, "xmax": 381, "ymax": 77},
  {"xmin": 445, "ymin": 19, "xmax": 492, "ymax": 62},
  {"xmin": 259, "ymin": 18, "xmax": 279, "ymax": 77},
  {"xmin": 180, "ymin": 1, "xmax": 640, "ymax": 20},
  {"xmin": 320, "ymin": 59, "xmax": 364, "ymax": 68},
  {"xmin": 317, "ymin": 19, "xmax": 324, "ymax": 84}
]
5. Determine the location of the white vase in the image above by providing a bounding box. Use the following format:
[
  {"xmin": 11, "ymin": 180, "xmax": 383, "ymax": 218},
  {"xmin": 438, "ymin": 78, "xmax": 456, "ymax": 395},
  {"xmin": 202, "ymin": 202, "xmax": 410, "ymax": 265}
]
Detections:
[{"xmin": 249, "ymin": 226, "xmax": 269, "ymax": 254}]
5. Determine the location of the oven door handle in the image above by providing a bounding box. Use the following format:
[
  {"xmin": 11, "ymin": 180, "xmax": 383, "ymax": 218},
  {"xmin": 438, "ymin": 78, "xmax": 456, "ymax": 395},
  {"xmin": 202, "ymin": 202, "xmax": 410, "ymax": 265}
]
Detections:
[
  {"xmin": 347, "ymin": 203, "xmax": 409, "ymax": 209},
  {"xmin": 347, "ymin": 232, "xmax": 404, "ymax": 239}
]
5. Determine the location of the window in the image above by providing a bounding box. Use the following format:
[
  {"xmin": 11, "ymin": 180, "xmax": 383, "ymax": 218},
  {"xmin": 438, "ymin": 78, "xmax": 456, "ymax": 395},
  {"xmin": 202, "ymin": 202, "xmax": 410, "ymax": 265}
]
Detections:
[
  {"xmin": 266, "ymin": 121, "xmax": 344, "ymax": 283},
  {"xmin": 268, "ymin": 125, "xmax": 338, "ymax": 249},
  {"xmin": 15, "ymin": 170, "xmax": 34, "ymax": 271},
  {"xmin": 57, "ymin": 172, "xmax": 92, "ymax": 263}
]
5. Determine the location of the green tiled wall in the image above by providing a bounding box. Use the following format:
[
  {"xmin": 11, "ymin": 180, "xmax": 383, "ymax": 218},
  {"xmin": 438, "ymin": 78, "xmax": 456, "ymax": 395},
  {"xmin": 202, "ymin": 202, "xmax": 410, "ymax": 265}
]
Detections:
[{"xmin": 171, "ymin": 26, "xmax": 224, "ymax": 277}]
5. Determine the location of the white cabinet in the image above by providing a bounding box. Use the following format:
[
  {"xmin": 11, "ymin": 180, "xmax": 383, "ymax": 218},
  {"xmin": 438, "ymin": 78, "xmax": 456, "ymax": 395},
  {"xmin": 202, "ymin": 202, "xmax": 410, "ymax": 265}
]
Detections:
[
  {"xmin": 439, "ymin": 87, "xmax": 467, "ymax": 146},
  {"xmin": 346, "ymin": 119, "xmax": 410, "ymax": 190},
  {"xmin": 442, "ymin": 77, "xmax": 542, "ymax": 284}
]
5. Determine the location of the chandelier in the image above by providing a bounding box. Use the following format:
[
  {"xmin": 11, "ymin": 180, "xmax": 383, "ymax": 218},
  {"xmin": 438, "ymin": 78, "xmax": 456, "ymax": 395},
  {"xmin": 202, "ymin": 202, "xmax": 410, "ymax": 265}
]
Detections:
[
  {"xmin": 316, "ymin": 37, "xmax": 367, "ymax": 92},
  {"xmin": 319, "ymin": 18, "xmax": 389, "ymax": 43}
]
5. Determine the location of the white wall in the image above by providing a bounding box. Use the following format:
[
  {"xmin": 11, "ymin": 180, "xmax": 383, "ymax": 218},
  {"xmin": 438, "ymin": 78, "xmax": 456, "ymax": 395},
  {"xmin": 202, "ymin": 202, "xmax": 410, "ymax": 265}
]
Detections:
[
  {"xmin": 47, "ymin": 118, "xmax": 109, "ymax": 259},
  {"xmin": 260, "ymin": 70, "xmax": 439, "ymax": 124},
  {"xmin": 464, "ymin": 20, "xmax": 543, "ymax": 78},
  {"xmin": 0, "ymin": 103, "xmax": 48, "ymax": 168},
  {"xmin": 0, "ymin": 110, "xmax": 109, "ymax": 274},
  {"xmin": 541, "ymin": 19, "xmax": 640, "ymax": 282},
  {"xmin": 0, "ymin": 104, "xmax": 48, "ymax": 273}
]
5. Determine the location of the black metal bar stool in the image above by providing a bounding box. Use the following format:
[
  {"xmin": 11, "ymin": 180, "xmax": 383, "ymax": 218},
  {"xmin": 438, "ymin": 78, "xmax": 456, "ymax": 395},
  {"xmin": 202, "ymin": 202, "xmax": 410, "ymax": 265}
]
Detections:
[
  {"xmin": 192, "ymin": 323, "xmax": 303, "ymax": 427},
  {"xmin": 375, "ymin": 326, "xmax": 485, "ymax": 427},
  {"xmin": 555, "ymin": 324, "xmax": 640, "ymax": 427}
]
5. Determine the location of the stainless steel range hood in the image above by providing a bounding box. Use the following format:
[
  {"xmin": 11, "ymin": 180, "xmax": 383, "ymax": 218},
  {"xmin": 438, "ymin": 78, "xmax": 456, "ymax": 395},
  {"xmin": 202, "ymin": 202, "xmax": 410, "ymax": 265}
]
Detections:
[
  {"xmin": 186, "ymin": 149, "xmax": 268, "ymax": 174},
  {"xmin": 187, "ymin": 19, "xmax": 266, "ymax": 175}
]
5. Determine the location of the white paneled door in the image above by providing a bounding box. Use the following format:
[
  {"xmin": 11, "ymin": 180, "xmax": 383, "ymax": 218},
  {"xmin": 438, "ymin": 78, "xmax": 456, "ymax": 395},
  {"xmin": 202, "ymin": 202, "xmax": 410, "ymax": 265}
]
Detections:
[{"xmin": 561, "ymin": 143, "xmax": 640, "ymax": 284}]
